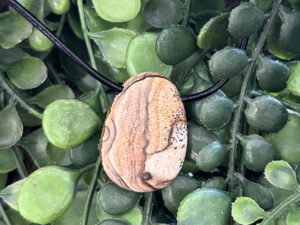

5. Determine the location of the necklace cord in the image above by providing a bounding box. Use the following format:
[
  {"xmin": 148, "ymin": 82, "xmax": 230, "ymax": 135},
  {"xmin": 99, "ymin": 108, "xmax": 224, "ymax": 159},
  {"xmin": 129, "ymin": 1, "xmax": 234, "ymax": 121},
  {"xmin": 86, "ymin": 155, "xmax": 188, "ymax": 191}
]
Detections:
[{"xmin": 8, "ymin": 0, "xmax": 248, "ymax": 102}]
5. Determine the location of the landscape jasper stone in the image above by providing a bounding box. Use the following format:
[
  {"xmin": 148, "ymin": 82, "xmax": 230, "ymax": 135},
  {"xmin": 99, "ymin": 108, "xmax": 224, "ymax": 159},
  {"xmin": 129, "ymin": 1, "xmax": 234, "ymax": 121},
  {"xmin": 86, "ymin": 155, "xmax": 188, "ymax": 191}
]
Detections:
[{"xmin": 100, "ymin": 72, "xmax": 187, "ymax": 192}]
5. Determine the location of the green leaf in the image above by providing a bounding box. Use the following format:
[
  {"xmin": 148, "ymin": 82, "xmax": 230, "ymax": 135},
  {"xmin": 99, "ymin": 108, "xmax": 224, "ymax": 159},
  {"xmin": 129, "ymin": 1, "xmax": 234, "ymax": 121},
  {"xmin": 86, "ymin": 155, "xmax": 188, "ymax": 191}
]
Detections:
[
  {"xmin": 250, "ymin": 0, "xmax": 273, "ymax": 11},
  {"xmin": 177, "ymin": 189, "xmax": 231, "ymax": 225},
  {"xmin": 47, "ymin": 0, "xmax": 70, "ymax": 15},
  {"xmin": 0, "ymin": 148, "xmax": 17, "ymax": 173},
  {"xmin": 17, "ymin": 0, "xmax": 35, "ymax": 10},
  {"xmin": 232, "ymin": 197, "xmax": 266, "ymax": 225},
  {"xmin": 91, "ymin": 28, "xmax": 136, "ymax": 68},
  {"xmin": 0, "ymin": 11, "xmax": 33, "ymax": 49},
  {"xmin": 143, "ymin": 0, "xmax": 184, "ymax": 28},
  {"xmin": 18, "ymin": 166, "xmax": 79, "ymax": 224},
  {"xmin": 32, "ymin": 85, "xmax": 75, "ymax": 109},
  {"xmin": 126, "ymin": 33, "xmax": 173, "ymax": 77},
  {"xmin": 6, "ymin": 208, "xmax": 33, "ymax": 225},
  {"xmin": 0, "ymin": 46, "xmax": 29, "ymax": 65},
  {"xmin": 42, "ymin": 99, "xmax": 102, "ymax": 149},
  {"xmin": 228, "ymin": 3, "xmax": 265, "ymax": 38},
  {"xmin": 6, "ymin": 57, "xmax": 47, "ymax": 90},
  {"xmin": 156, "ymin": 26, "xmax": 197, "ymax": 65},
  {"xmin": 190, "ymin": 0, "xmax": 224, "ymax": 16},
  {"xmin": 67, "ymin": 7, "xmax": 84, "ymax": 40},
  {"xmin": 84, "ymin": 6, "xmax": 115, "ymax": 33},
  {"xmin": 46, "ymin": 142, "xmax": 72, "ymax": 167},
  {"xmin": 286, "ymin": 208, "xmax": 300, "ymax": 225},
  {"xmin": 29, "ymin": 28, "xmax": 54, "ymax": 52},
  {"xmin": 264, "ymin": 111, "xmax": 300, "ymax": 164},
  {"xmin": 19, "ymin": 128, "xmax": 54, "ymax": 167},
  {"xmin": 265, "ymin": 161, "xmax": 298, "ymax": 191},
  {"xmin": 0, "ymin": 179, "xmax": 25, "ymax": 211},
  {"xmin": 287, "ymin": 62, "xmax": 300, "ymax": 97},
  {"xmin": 92, "ymin": 0, "xmax": 141, "ymax": 22},
  {"xmin": 97, "ymin": 204, "xmax": 143, "ymax": 225},
  {"xmin": 197, "ymin": 13, "xmax": 230, "ymax": 50},
  {"xmin": 52, "ymin": 190, "xmax": 99, "ymax": 225},
  {"xmin": 0, "ymin": 106, "xmax": 23, "ymax": 149}
]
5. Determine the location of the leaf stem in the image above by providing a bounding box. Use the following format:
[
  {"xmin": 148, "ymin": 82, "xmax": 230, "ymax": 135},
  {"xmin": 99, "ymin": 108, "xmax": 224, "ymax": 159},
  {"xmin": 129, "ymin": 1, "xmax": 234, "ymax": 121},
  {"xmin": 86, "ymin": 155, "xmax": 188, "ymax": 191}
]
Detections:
[
  {"xmin": 11, "ymin": 146, "xmax": 28, "ymax": 178},
  {"xmin": 76, "ymin": 0, "xmax": 110, "ymax": 113},
  {"xmin": 260, "ymin": 192, "xmax": 300, "ymax": 225},
  {"xmin": 227, "ymin": 0, "xmax": 283, "ymax": 192},
  {"xmin": 0, "ymin": 72, "xmax": 43, "ymax": 119},
  {"xmin": 0, "ymin": 204, "xmax": 12, "ymax": 225},
  {"xmin": 182, "ymin": 0, "xmax": 191, "ymax": 27},
  {"xmin": 142, "ymin": 192, "xmax": 153, "ymax": 225},
  {"xmin": 78, "ymin": 163, "xmax": 95, "ymax": 175},
  {"xmin": 81, "ymin": 157, "xmax": 101, "ymax": 225}
]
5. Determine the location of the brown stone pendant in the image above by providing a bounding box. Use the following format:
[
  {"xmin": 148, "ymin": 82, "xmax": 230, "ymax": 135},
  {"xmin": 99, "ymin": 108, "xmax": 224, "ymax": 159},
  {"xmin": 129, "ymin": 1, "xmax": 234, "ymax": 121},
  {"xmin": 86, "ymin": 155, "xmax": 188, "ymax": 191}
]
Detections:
[{"xmin": 100, "ymin": 72, "xmax": 187, "ymax": 192}]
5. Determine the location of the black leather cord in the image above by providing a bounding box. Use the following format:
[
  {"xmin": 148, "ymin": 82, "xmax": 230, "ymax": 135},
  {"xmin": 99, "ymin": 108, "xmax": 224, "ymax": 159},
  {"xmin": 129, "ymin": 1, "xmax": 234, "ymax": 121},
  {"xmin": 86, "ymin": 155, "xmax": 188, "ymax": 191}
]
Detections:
[{"xmin": 8, "ymin": 0, "xmax": 248, "ymax": 102}]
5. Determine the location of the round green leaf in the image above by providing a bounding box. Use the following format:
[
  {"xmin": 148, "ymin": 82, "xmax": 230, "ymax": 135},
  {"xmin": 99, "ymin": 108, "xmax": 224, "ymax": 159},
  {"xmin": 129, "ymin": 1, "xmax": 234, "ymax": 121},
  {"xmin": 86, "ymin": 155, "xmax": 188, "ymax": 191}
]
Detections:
[
  {"xmin": 257, "ymin": 56, "xmax": 291, "ymax": 92},
  {"xmin": 267, "ymin": 15, "xmax": 298, "ymax": 60},
  {"xmin": 232, "ymin": 197, "xmax": 266, "ymax": 225},
  {"xmin": 0, "ymin": 148, "xmax": 16, "ymax": 174},
  {"xmin": 209, "ymin": 47, "xmax": 248, "ymax": 79},
  {"xmin": 240, "ymin": 134, "xmax": 275, "ymax": 172},
  {"xmin": 98, "ymin": 183, "xmax": 141, "ymax": 215},
  {"xmin": 250, "ymin": 0, "xmax": 272, "ymax": 11},
  {"xmin": 190, "ymin": 0, "xmax": 224, "ymax": 16},
  {"xmin": 228, "ymin": 3, "xmax": 265, "ymax": 38},
  {"xmin": 286, "ymin": 208, "xmax": 300, "ymax": 225},
  {"xmin": 52, "ymin": 190, "xmax": 99, "ymax": 225},
  {"xmin": 162, "ymin": 175, "xmax": 200, "ymax": 214},
  {"xmin": 32, "ymin": 85, "xmax": 75, "ymax": 109},
  {"xmin": 126, "ymin": 33, "xmax": 173, "ymax": 77},
  {"xmin": 0, "ymin": 106, "xmax": 23, "ymax": 149},
  {"xmin": 264, "ymin": 111, "xmax": 300, "ymax": 164},
  {"xmin": 0, "ymin": 46, "xmax": 29, "ymax": 66},
  {"xmin": 241, "ymin": 177, "xmax": 274, "ymax": 210},
  {"xmin": 143, "ymin": 0, "xmax": 184, "ymax": 28},
  {"xmin": 177, "ymin": 189, "xmax": 231, "ymax": 225},
  {"xmin": 287, "ymin": 62, "xmax": 300, "ymax": 97},
  {"xmin": 91, "ymin": 28, "xmax": 136, "ymax": 68},
  {"xmin": 69, "ymin": 132, "xmax": 100, "ymax": 168},
  {"xmin": 18, "ymin": 166, "xmax": 79, "ymax": 224},
  {"xmin": 46, "ymin": 142, "xmax": 71, "ymax": 167},
  {"xmin": 67, "ymin": 8, "xmax": 84, "ymax": 40},
  {"xmin": 97, "ymin": 204, "xmax": 143, "ymax": 225},
  {"xmin": 197, "ymin": 13, "xmax": 230, "ymax": 50},
  {"xmin": 265, "ymin": 161, "xmax": 298, "ymax": 191},
  {"xmin": 6, "ymin": 208, "xmax": 32, "ymax": 225},
  {"xmin": 195, "ymin": 141, "xmax": 226, "ymax": 172},
  {"xmin": 92, "ymin": 0, "xmax": 141, "ymax": 22},
  {"xmin": 17, "ymin": 0, "xmax": 35, "ymax": 10},
  {"xmin": 19, "ymin": 128, "xmax": 54, "ymax": 167},
  {"xmin": 245, "ymin": 95, "xmax": 288, "ymax": 133},
  {"xmin": 42, "ymin": 99, "xmax": 101, "ymax": 149},
  {"xmin": 6, "ymin": 57, "xmax": 47, "ymax": 90},
  {"xmin": 278, "ymin": 9, "xmax": 300, "ymax": 55},
  {"xmin": 202, "ymin": 177, "xmax": 227, "ymax": 190},
  {"xmin": 192, "ymin": 93, "xmax": 235, "ymax": 130},
  {"xmin": 156, "ymin": 26, "xmax": 197, "ymax": 65},
  {"xmin": 84, "ymin": 6, "xmax": 115, "ymax": 33},
  {"xmin": 47, "ymin": 0, "xmax": 70, "ymax": 15},
  {"xmin": 0, "ymin": 11, "xmax": 33, "ymax": 49},
  {"xmin": 29, "ymin": 28, "xmax": 54, "ymax": 52}
]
